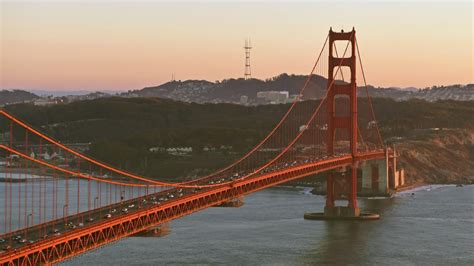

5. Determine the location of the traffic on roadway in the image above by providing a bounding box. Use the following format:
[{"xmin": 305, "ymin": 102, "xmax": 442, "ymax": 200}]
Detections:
[{"xmin": 0, "ymin": 151, "xmax": 351, "ymax": 252}]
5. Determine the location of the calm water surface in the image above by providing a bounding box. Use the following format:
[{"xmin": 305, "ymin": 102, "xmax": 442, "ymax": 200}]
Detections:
[{"xmin": 63, "ymin": 185, "xmax": 474, "ymax": 265}]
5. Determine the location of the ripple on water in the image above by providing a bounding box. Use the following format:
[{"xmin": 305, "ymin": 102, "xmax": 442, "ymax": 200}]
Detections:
[{"xmin": 62, "ymin": 185, "xmax": 474, "ymax": 265}]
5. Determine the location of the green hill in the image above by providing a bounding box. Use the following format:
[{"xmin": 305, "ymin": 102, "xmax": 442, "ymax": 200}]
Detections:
[{"xmin": 2, "ymin": 97, "xmax": 473, "ymax": 182}]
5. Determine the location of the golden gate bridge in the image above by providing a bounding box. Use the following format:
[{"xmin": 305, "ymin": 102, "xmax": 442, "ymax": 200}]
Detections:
[{"xmin": 0, "ymin": 28, "xmax": 393, "ymax": 265}]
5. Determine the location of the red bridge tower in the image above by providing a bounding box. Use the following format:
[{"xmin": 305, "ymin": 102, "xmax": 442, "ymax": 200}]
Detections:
[{"xmin": 325, "ymin": 27, "xmax": 360, "ymax": 217}]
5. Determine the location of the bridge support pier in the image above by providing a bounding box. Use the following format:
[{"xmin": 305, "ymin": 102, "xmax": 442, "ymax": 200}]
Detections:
[
  {"xmin": 360, "ymin": 157, "xmax": 390, "ymax": 196},
  {"xmin": 324, "ymin": 165, "xmax": 360, "ymax": 216},
  {"xmin": 213, "ymin": 197, "xmax": 244, "ymax": 207},
  {"xmin": 131, "ymin": 223, "xmax": 170, "ymax": 237},
  {"xmin": 305, "ymin": 164, "xmax": 379, "ymax": 221}
]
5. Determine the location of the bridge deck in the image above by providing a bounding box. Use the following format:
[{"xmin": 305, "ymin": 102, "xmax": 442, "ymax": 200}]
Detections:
[{"xmin": 0, "ymin": 151, "xmax": 385, "ymax": 265}]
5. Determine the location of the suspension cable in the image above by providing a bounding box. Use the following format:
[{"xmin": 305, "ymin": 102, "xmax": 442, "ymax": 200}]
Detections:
[
  {"xmin": 0, "ymin": 35, "xmax": 331, "ymax": 189},
  {"xmin": 218, "ymin": 32, "xmax": 355, "ymax": 182},
  {"xmin": 0, "ymin": 145, "xmax": 154, "ymax": 188},
  {"xmin": 355, "ymin": 37, "xmax": 384, "ymax": 147}
]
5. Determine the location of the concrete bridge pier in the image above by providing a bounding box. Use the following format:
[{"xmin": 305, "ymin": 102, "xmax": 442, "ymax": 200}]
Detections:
[
  {"xmin": 131, "ymin": 223, "xmax": 170, "ymax": 237},
  {"xmin": 213, "ymin": 196, "xmax": 244, "ymax": 207},
  {"xmin": 304, "ymin": 163, "xmax": 380, "ymax": 221},
  {"xmin": 360, "ymin": 157, "xmax": 389, "ymax": 197},
  {"xmin": 323, "ymin": 165, "xmax": 359, "ymax": 217},
  {"xmin": 360, "ymin": 148, "xmax": 404, "ymax": 195}
]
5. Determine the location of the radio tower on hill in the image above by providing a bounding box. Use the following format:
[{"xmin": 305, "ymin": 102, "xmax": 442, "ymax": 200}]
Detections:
[{"xmin": 244, "ymin": 38, "xmax": 252, "ymax": 80}]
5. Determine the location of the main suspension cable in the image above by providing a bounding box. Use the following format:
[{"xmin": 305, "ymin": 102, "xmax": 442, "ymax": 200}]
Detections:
[{"xmin": 0, "ymin": 34, "xmax": 331, "ymax": 189}]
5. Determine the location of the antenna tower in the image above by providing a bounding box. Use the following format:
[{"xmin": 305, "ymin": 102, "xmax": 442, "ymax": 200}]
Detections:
[{"xmin": 244, "ymin": 38, "xmax": 252, "ymax": 80}]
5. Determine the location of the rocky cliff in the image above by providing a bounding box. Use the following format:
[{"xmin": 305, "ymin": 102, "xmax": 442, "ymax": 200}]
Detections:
[{"xmin": 396, "ymin": 129, "xmax": 474, "ymax": 184}]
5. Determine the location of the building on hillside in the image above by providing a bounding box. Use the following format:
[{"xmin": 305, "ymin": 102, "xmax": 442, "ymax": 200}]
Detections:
[
  {"xmin": 256, "ymin": 91, "xmax": 290, "ymax": 104},
  {"xmin": 34, "ymin": 97, "xmax": 57, "ymax": 106},
  {"xmin": 240, "ymin": 95, "xmax": 248, "ymax": 105},
  {"xmin": 166, "ymin": 147, "xmax": 193, "ymax": 156}
]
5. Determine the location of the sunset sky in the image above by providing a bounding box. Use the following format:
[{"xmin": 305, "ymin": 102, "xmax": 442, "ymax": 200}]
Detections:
[{"xmin": 1, "ymin": 1, "xmax": 473, "ymax": 91}]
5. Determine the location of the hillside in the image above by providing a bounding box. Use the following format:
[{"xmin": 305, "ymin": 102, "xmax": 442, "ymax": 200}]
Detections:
[
  {"xmin": 0, "ymin": 90, "xmax": 39, "ymax": 106},
  {"xmin": 395, "ymin": 129, "xmax": 474, "ymax": 184},
  {"xmin": 123, "ymin": 74, "xmax": 474, "ymax": 104},
  {"xmin": 126, "ymin": 73, "xmax": 328, "ymax": 104},
  {"xmin": 2, "ymin": 97, "xmax": 473, "ymax": 184}
]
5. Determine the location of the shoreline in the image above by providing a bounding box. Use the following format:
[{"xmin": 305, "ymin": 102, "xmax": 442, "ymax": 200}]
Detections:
[
  {"xmin": 275, "ymin": 182, "xmax": 468, "ymax": 196},
  {"xmin": 395, "ymin": 182, "xmax": 427, "ymax": 192}
]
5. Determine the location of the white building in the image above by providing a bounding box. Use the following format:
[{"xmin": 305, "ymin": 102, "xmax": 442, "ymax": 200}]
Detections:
[
  {"xmin": 257, "ymin": 91, "xmax": 289, "ymax": 104},
  {"xmin": 240, "ymin": 95, "xmax": 248, "ymax": 105},
  {"xmin": 34, "ymin": 98, "xmax": 57, "ymax": 106}
]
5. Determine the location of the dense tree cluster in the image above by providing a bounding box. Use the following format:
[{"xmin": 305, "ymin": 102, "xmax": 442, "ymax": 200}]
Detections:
[{"xmin": 2, "ymin": 97, "xmax": 473, "ymax": 179}]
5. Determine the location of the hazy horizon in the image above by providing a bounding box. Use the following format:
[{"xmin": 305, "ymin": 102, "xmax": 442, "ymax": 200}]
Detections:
[
  {"xmin": 1, "ymin": 1, "xmax": 473, "ymax": 91},
  {"xmin": 1, "ymin": 71, "xmax": 470, "ymax": 95}
]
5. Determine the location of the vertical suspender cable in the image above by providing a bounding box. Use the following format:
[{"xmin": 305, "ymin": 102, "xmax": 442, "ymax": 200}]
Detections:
[{"xmin": 24, "ymin": 131, "xmax": 28, "ymax": 235}]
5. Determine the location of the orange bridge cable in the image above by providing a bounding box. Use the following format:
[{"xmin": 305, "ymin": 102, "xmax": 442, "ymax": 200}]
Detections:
[
  {"xmin": 54, "ymin": 171, "xmax": 58, "ymax": 220},
  {"xmin": 179, "ymin": 34, "xmax": 330, "ymax": 184},
  {"xmin": 4, "ymin": 124, "xmax": 9, "ymax": 235},
  {"xmin": 357, "ymin": 125, "xmax": 367, "ymax": 151},
  {"xmin": 0, "ymin": 35, "xmax": 329, "ymax": 187},
  {"xmin": 18, "ymin": 141, "xmax": 22, "ymax": 229},
  {"xmin": 88, "ymin": 165, "xmax": 92, "ymax": 215},
  {"xmin": 0, "ymin": 145, "xmax": 236, "ymax": 189},
  {"xmin": 98, "ymin": 177, "xmax": 102, "ymax": 209},
  {"xmin": 9, "ymin": 122, "xmax": 13, "ymax": 235},
  {"xmin": 0, "ymin": 109, "xmax": 186, "ymax": 187},
  {"xmin": 17, "ymin": 144, "xmax": 22, "ymax": 230},
  {"xmin": 64, "ymin": 155, "xmax": 69, "ymax": 221},
  {"xmin": 43, "ymin": 170, "xmax": 47, "ymax": 233},
  {"xmin": 0, "ymin": 110, "xmax": 269, "ymax": 189},
  {"xmin": 39, "ymin": 139, "xmax": 43, "ymax": 235},
  {"xmin": 355, "ymin": 37, "xmax": 384, "ymax": 147},
  {"xmin": 77, "ymin": 160, "xmax": 80, "ymax": 215},
  {"xmin": 0, "ymin": 145, "xmax": 154, "ymax": 188},
  {"xmin": 24, "ymin": 131, "xmax": 28, "ymax": 233},
  {"xmin": 0, "ymin": 35, "xmax": 331, "ymax": 189},
  {"xmin": 108, "ymin": 173, "xmax": 112, "ymax": 205},
  {"xmin": 223, "ymin": 32, "xmax": 354, "ymax": 182},
  {"xmin": 0, "ymin": 35, "xmax": 329, "ymax": 191},
  {"xmin": 30, "ymin": 148, "xmax": 35, "ymax": 232}
]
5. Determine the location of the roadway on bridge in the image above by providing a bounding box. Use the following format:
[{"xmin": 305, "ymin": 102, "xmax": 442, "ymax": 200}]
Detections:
[{"xmin": 0, "ymin": 156, "xmax": 340, "ymax": 252}]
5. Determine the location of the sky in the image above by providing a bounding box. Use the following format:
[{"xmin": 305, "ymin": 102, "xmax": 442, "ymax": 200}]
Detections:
[{"xmin": 1, "ymin": 0, "xmax": 473, "ymax": 91}]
